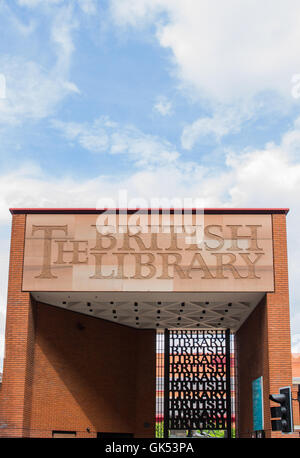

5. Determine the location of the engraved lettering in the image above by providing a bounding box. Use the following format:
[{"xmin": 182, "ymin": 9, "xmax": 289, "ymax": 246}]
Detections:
[
  {"xmin": 157, "ymin": 253, "xmax": 188, "ymax": 279},
  {"xmin": 119, "ymin": 228, "xmax": 150, "ymax": 251},
  {"xmin": 112, "ymin": 252, "xmax": 129, "ymax": 279},
  {"xmin": 54, "ymin": 240, "xmax": 88, "ymax": 264},
  {"xmin": 204, "ymin": 225, "xmax": 224, "ymax": 251},
  {"xmin": 186, "ymin": 253, "xmax": 214, "ymax": 279},
  {"xmin": 90, "ymin": 252, "xmax": 115, "ymax": 279},
  {"xmin": 165, "ymin": 226, "xmax": 183, "ymax": 251},
  {"xmin": 211, "ymin": 252, "xmax": 243, "ymax": 279},
  {"xmin": 239, "ymin": 252, "xmax": 264, "ymax": 278},
  {"xmin": 131, "ymin": 253, "xmax": 156, "ymax": 279},
  {"xmin": 226, "ymin": 225, "xmax": 263, "ymax": 251},
  {"xmin": 32, "ymin": 225, "xmax": 68, "ymax": 279},
  {"xmin": 90, "ymin": 225, "xmax": 117, "ymax": 251}
]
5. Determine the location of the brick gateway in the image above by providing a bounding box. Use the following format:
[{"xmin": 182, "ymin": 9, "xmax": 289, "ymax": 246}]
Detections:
[{"xmin": 0, "ymin": 208, "xmax": 297, "ymax": 438}]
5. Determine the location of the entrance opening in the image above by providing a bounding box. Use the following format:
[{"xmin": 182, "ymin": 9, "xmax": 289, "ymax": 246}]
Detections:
[{"xmin": 30, "ymin": 291, "xmax": 254, "ymax": 438}]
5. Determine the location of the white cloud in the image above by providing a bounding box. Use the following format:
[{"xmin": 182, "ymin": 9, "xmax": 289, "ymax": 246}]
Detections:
[
  {"xmin": 181, "ymin": 106, "xmax": 253, "ymax": 149},
  {"xmin": 50, "ymin": 3, "xmax": 78, "ymax": 72},
  {"xmin": 0, "ymin": 2, "xmax": 81, "ymax": 125},
  {"xmin": 153, "ymin": 96, "xmax": 172, "ymax": 116},
  {"xmin": 0, "ymin": 56, "xmax": 79, "ymax": 124},
  {"xmin": 1, "ymin": 1, "xmax": 37, "ymax": 37},
  {"xmin": 52, "ymin": 118, "xmax": 111, "ymax": 153},
  {"xmin": 18, "ymin": 0, "xmax": 97, "ymax": 14},
  {"xmin": 52, "ymin": 116, "xmax": 180, "ymax": 167},
  {"xmin": 109, "ymin": 0, "xmax": 300, "ymax": 102},
  {"xmin": 47, "ymin": 115, "xmax": 300, "ymax": 218},
  {"xmin": 109, "ymin": 0, "xmax": 164, "ymax": 28},
  {"xmin": 78, "ymin": 0, "xmax": 97, "ymax": 15},
  {"xmin": 18, "ymin": 0, "xmax": 63, "ymax": 6}
]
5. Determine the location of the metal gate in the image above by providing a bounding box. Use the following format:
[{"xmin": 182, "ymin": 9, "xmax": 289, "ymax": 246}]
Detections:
[{"xmin": 163, "ymin": 329, "xmax": 231, "ymax": 438}]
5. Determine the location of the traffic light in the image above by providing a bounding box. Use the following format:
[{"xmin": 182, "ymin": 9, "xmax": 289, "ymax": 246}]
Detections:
[{"xmin": 269, "ymin": 386, "xmax": 293, "ymax": 433}]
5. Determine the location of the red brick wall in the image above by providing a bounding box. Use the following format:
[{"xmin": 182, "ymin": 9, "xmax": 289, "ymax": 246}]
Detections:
[
  {"xmin": 28, "ymin": 302, "xmax": 156, "ymax": 438},
  {"xmin": 0, "ymin": 214, "xmax": 156, "ymax": 438},
  {"xmin": 235, "ymin": 296, "xmax": 270, "ymax": 437},
  {"xmin": 236, "ymin": 214, "xmax": 298, "ymax": 438},
  {"xmin": 135, "ymin": 329, "xmax": 157, "ymax": 437},
  {"xmin": 0, "ymin": 214, "xmax": 36, "ymax": 437},
  {"xmin": 292, "ymin": 354, "xmax": 300, "ymax": 378}
]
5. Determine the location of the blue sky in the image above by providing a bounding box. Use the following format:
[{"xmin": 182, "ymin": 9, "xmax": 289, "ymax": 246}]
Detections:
[{"xmin": 1, "ymin": 0, "xmax": 300, "ymax": 360}]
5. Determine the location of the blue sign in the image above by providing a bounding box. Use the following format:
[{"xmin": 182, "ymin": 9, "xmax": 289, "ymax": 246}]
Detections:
[{"xmin": 252, "ymin": 376, "xmax": 264, "ymax": 431}]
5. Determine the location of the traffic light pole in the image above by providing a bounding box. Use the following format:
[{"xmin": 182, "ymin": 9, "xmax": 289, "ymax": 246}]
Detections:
[{"xmin": 269, "ymin": 386, "xmax": 294, "ymax": 433}]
